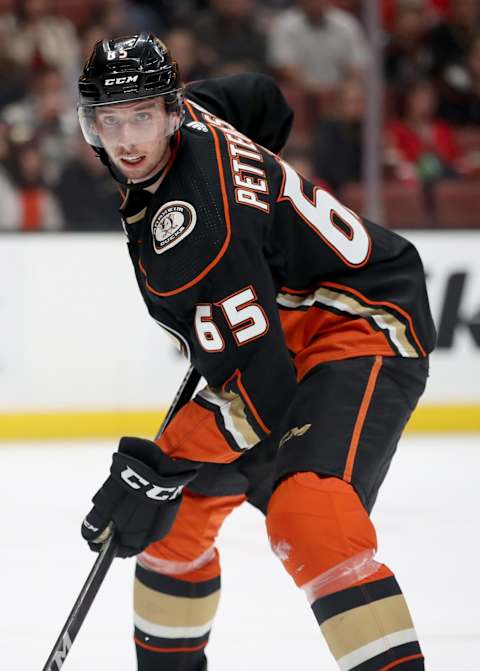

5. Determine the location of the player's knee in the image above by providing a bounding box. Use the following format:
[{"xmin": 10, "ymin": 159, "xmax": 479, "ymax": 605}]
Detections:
[
  {"xmin": 137, "ymin": 491, "xmax": 244, "ymax": 581},
  {"xmin": 266, "ymin": 472, "xmax": 381, "ymax": 592},
  {"xmin": 138, "ymin": 520, "xmax": 221, "ymax": 582}
]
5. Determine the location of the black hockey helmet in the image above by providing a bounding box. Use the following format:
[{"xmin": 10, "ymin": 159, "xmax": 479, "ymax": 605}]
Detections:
[{"xmin": 78, "ymin": 33, "xmax": 184, "ymax": 189}]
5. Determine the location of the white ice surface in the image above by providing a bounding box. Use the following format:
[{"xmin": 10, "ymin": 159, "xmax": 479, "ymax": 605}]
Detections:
[{"xmin": 1, "ymin": 435, "xmax": 479, "ymax": 670}]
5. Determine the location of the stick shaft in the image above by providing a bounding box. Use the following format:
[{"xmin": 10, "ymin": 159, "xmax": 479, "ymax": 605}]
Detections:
[
  {"xmin": 155, "ymin": 365, "xmax": 201, "ymax": 439},
  {"xmin": 41, "ymin": 533, "xmax": 117, "ymax": 670},
  {"xmin": 41, "ymin": 365, "xmax": 200, "ymax": 670}
]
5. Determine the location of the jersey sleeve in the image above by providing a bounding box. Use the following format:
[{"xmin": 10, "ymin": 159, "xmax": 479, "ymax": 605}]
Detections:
[
  {"xmin": 155, "ymin": 249, "xmax": 298, "ymax": 464},
  {"xmin": 185, "ymin": 73, "xmax": 293, "ymax": 153},
  {"xmin": 270, "ymin": 156, "xmax": 436, "ymax": 360}
]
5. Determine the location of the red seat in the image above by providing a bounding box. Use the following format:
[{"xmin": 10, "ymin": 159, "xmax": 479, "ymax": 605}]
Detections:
[
  {"xmin": 383, "ymin": 181, "xmax": 432, "ymax": 228},
  {"xmin": 340, "ymin": 181, "xmax": 432, "ymax": 228},
  {"xmin": 339, "ymin": 182, "xmax": 364, "ymax": 217},
  {"xmin": 452, "ymin": 127, "xmax": 480, "ymax": 154},
  {"xmin": 434, "ymin": 179, "xmax": 480, "ymax": 228},
  {"xmin": 52, "ymin": 0, "xmax": 96, "ymax": 29},
  {"xmin": 278, "ymin": 84, "xmax": 314, "ymax": 148}
]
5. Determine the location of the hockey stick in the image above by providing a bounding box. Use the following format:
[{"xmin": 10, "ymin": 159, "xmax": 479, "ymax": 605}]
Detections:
[
  {"xmin": 41, "ymin": 532, "xmax": 118, "ymax": 671},
  {"xmin": 41, "ymin": 364, "xmax": 201, "ymax": 671},
  {"xmin": 154, "ymin": 364, "xmax": 201, "ymax": 440}
]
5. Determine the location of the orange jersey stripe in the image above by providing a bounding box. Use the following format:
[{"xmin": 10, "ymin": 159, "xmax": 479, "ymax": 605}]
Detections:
[
  {"xmin": 184, "ymin": 99, "xmax": 199, "ymax": 121},
  {"xmin": 233, "ymin": 370, "xmax": 271, "ymax": 435},
  {"xmin": 280, "ymin": 284, "xmax": 316, "ymax": 295},
  {"xmin": 343, "ymin": 355, "xmax": 383, "ymax": 482}
]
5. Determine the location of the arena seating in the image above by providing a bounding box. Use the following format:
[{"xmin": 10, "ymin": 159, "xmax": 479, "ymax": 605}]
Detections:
[
  {"xmin": 340, "ymin": 181, "xmax": 433, "ymax": 229},
  {"xmin": 433, "ymin": 180, "xmax": 480, "ymax": 228}
]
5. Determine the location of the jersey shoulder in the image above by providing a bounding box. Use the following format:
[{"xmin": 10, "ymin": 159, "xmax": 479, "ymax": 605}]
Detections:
[{"xmin": 185, "ymin": 73, "xmax": 293, "ymax": 153}]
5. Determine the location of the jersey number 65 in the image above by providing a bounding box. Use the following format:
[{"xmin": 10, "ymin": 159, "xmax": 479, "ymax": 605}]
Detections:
[{"xmin": 195, "ymin": 286, "xmax": 269, "ymax": 352}]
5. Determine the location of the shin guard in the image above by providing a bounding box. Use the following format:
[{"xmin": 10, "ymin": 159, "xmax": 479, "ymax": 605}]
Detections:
[
  {"xmin": 266, "ymin": 473, "xmax": 424, "ymax": 670},
  {"xmin": 134, "ymin": 491, "xmax": 245, "ymax": 671}
]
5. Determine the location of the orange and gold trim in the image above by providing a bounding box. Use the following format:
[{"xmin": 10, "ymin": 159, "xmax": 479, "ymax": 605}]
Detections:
[{"xmin": 344, "ymin": 356, "xmax": 383, "ymax": 482}]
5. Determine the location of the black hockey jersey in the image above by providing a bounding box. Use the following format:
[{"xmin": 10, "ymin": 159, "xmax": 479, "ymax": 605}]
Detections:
[{"xmin": 120, "ymin": 73, "xmax": 436, "ymax": 464}]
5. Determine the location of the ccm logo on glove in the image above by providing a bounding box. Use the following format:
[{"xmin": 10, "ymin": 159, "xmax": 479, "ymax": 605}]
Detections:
[
  {"xmin": 120, "ymin": 465, "xmax": 184, "ymax": 501},
  {"xmin": 81, "ymin": 437, "xmax": 201, "ymax": 557}
]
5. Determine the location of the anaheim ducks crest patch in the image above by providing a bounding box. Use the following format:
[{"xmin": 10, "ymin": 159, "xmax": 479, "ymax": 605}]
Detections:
[{"xmin": 151, "ymin": 201, "xmax": 197, "ymax": 254}]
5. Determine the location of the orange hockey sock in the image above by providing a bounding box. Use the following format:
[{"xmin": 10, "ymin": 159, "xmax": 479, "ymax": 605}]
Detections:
[
  {"xmin": 134, "ymin": 491, "xmax": 245, "ymax": 671},
  {"xmin": 266, "ymin": 473, "xmax": 424, "ymax": 670}
]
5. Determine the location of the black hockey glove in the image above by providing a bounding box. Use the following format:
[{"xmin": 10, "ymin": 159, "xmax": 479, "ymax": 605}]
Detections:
[{"xmin": 81, "ymin": 437, "xmax": 201, "ymax": 558}]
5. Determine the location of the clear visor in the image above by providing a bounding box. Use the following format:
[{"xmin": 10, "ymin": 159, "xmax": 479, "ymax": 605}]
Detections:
[{"xmin": 78, "ymin": 93, "xmax": 183, "ymax": 150}]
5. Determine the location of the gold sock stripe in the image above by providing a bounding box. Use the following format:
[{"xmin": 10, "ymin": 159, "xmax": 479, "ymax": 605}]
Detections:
[
  {"xmin": 134, "ymin": 578, "xmax": 220, "ymax": 629},
  {"xmin": 320, "ymin": 594, "xmax": 415, "ymax": 661}
]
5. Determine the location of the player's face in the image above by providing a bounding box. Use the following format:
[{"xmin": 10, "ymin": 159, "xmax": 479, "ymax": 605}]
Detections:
[{"xmin": 93, "ymin": 98, "xmax": 170, "ymax": 181}]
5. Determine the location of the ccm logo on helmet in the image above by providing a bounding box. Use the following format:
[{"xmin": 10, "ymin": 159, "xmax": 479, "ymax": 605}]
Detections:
[
  {"xmin": 104, "ymin": 75, "xmax": 139, "ymax": 86},
  {"xmin": 120, "ymin": 465, "xmax": 184, "ymax": 501}
]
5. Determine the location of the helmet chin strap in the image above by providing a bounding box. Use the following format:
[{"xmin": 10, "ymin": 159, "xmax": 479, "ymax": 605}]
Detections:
[
  {"xmin": 97, "ymin": 138, "xmax": 174, "ymax": 191},
  {"xmin": 106, "ymin": 159, "xmax": 168, "ymax": 191}
]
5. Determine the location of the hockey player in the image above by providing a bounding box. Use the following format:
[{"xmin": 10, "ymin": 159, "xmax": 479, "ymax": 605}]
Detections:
[{"xmin": 78, "ymin": 33, "xmax": 435, "ymax": 671}]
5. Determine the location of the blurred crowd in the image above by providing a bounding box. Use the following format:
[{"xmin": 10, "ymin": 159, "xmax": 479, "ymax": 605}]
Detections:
[{"xmin": 1, "ymin": 0, "xmax": 480, "ymax": 231}]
